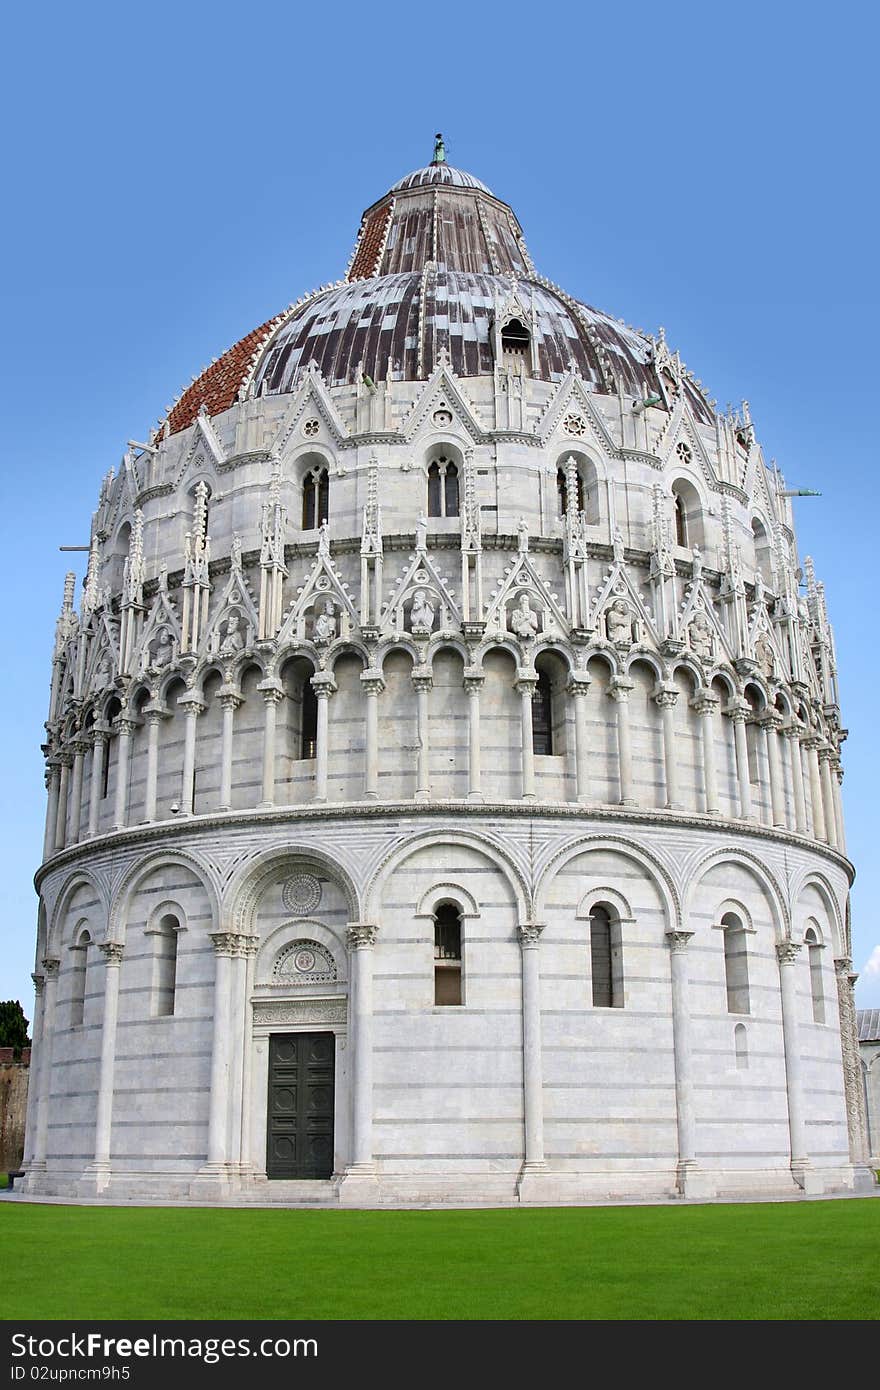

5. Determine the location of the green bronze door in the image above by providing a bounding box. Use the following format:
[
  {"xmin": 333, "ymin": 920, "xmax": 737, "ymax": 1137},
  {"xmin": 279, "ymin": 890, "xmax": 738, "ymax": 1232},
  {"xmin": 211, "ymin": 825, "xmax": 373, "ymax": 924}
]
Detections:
[{"xmin": 266, "ymin": 1032, "xmax": 335, "ymax": 1179}]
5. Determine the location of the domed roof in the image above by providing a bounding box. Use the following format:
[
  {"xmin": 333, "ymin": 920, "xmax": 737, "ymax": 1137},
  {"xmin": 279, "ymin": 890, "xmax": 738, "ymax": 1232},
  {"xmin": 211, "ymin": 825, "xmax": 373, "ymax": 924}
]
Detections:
[
  {"xmin": 390, "ymin": 163, "xmax": 493, "ymax": 194},
  {"xmin": 162, "ymin": 144, "xmax": 714, "ymax": 437}
]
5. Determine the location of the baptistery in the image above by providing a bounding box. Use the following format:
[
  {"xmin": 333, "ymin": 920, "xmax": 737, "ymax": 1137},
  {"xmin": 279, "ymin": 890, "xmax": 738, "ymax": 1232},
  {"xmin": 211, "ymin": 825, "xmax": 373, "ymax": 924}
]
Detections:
[{"xmin": 24, "ymin": 139, "xmax": 871, "ymax": 1203}]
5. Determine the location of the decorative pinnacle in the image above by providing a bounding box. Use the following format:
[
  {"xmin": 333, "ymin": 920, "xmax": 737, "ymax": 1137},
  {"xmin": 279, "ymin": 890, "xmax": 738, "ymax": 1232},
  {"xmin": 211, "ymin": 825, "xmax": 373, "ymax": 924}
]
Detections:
[{"xmin": 432, "ymin": 132, "xmax": 446, "ymax": 165}]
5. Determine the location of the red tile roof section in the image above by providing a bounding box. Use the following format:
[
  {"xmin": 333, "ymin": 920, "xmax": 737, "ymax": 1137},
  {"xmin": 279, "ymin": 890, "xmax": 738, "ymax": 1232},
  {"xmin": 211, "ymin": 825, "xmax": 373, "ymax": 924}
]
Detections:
[
  {"xmin": 347, "ymin": 203, "xmax": 392, "ymax": 282},
  {"xmin": 164, "ymin": 315, "xmax": 280, "ymax": 437}
]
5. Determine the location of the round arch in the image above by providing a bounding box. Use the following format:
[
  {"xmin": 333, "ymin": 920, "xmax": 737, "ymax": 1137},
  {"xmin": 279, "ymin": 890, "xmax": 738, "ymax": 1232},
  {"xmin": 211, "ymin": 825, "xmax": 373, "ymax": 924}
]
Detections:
[
  {"xmin": 684, "ymin": 846, "xmax": 790, "ymax": 942},
  {"xmin": 226, "ymin": 842, "xmax": 362, "ymax": 935},
  {"xmin": 535, "ymin": 834, "xmax": 679, "ymax": 929},
  {"xmin": 108, "ymin": 849, "xmax": 221, "ymax": 945},
  {"xmin": 47, "ymin": 869, "xmax": 110, "ymax": 955},
  {"xmin": 364, "ymin": 828, "xmax": 530, "ymax": 924},
  {"xmin": 790, "ymin": 869, "xmax": 847, "ymax": 955}
]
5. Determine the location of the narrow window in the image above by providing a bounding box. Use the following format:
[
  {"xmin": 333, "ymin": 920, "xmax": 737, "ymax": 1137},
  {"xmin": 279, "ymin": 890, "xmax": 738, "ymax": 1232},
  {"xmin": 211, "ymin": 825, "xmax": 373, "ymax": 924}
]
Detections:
[
  {"xmin": 155, "ymin": 914, "xmax": 179, "ymax": 1018},
  {"xmin": 590, "ymin": 905, "xmax": 623, "ymax": 1008},
  {"xmin": 100, "ymin": 738, "xmax": 111, "ymax": 799},
  {"xmin": 70, "ymin": 931, "xmax": 91, "ymax": 1026},
  {"xmin": 723, "ymin": 913, "xmax": 750, "ymax": 1014},
  {"xmin": 532, "ymin": 668, "xmax": 553, "ymax": 755},
  {"xmin": 674, "ymin": 491, "xmax": 688, "ymax": 547},
  {"xmin": 434, "ymin": 902, "xmax": 462, "ymax": 1006},
  {"xmin": 300, "ymin": 678, "xmax": 318, "ymax": 760},
  {"xmin": 734, "ymin": 1022, "xmax": 749, "ymax": 1070},
  {"xmin": 302, "ymin": 467, "xmax": 329, "ymax": 529},
  {"xmin": 501, "ymin": 318, "xmax": 530, "ymax": 369},
  {"xmin": 427, "ymin": 455, "xmax": 458, "ymax": 518},
  {"xmin": 444, "ymin": 462, "xmax": 459, "ymax": 517},
  {"xmin": 805, "ymin": 927, "xmax": 825, "ymax": 1023},
  {"xmin": 746, "ymin": 720, "xmax": 761, "ymax": 784}
]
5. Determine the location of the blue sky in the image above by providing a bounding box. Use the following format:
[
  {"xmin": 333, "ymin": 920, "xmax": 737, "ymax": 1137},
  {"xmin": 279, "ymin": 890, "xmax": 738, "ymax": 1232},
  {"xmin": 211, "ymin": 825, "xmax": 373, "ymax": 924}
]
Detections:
[{"xmin": 2, "ymin": 0, "xmax": 878, "ymax": 1015}]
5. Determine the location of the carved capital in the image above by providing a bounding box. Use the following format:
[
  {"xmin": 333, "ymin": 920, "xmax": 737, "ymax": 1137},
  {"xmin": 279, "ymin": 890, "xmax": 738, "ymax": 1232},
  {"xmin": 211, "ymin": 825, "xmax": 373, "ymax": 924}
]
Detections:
[
  {"xmin": 209, "ymin": 931, "xmax": 242, "ymax": 957},
  {"xmin": 519, "ymin": 922, "xmax": 545, "ymax": 947},
  {"xmin": 31, "ymin": 972, "xmax": 45, "ymax": 994},
  {"xmin": 776, "ymin": 940, "xmax": 802, "ymax": 966},
  {"xmin": 99, "ymin": 941, "xmax": 125, "ymax": 966},
  {"xmin": 690, "ymin": 691, "xmax": 719, "ymax": 716},
  {"xmin": 360, "ymin": 668, "xmax": 385, "ymax": 697},
  {"xmin": 347, "ymin": 922, "xmax": 378, "ymax": 950},
  {"xmin": 177, "ymin": 695, "xmax": 206, "ymax": 718},
  {"xmin": 411, "ymin": 665, "xmax": 433, "ymax": 692},
  {"xmin": 607, "ymin": 676, "xmax": 634, "ymax": 702},
  {"xmin": 834, "ymin": 956, "xmax": 855, "ymax": 981},
  {"xmin": 257, "ymin": 678, "xmax": 285, "ymax": 705},
  {"xmin": 817, "ymin": 743, "xmax": 836, "ymax": 765},
  {"xmin": 41, "ymin": 957, "xmax": 61, "ymax": 979},
  {"xmin": 652, "ymin": 684, "xmax": 678, "ymax": 710},
  {"xmin": 515, "ymin": 676, "xmax": 537, "ymax": 698},
  {"xmin": 782, "ymin": 720, "xmax": 805, "ymax": 740},
  {"xmin": 310, "ymin": 673, "xmax": 337, "ymax": 699},
  {"xmin": 463, "ymin": 665, "xmax": 485, "ymax": 693},
  {"xmin": 756, "ymin": 711, "xmax": 784, "ymax": 733},
  {"xmin": 218, "ymin": 690, "xmax": 244, "ymax": 712},
  {"xmin": 666, "ymin": 930, "xmax": 694, "ymax": 954},
  {"xmin": 723, "ymin": 698, "xmax": 749, "ymax": 723},
  {"xmin": 567, "ymin": 674, "xmax": 591, "ymax": 698}
]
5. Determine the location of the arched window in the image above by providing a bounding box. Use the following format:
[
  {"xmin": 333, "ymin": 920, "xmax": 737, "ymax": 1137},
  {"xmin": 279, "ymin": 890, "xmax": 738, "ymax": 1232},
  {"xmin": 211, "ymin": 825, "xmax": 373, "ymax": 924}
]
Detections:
[
  {"xmin": 752, "ymin": 518, "xmax": 774, "ymax": 588},
  {"xmin": 154, "ymin": 914, "xmax": 180, "ymax": 1018},
  {"xmin": 671, "ymin": 479, "xmax": 703, "ymax": 550},
  {"xmin": 556, "ymin": 466, "xmax": 585, "ymax": 517},
  {"xmin": 532, "ymin": 668, "xmax": 554, "ymax": 755},
  {"xmin": 805, "ymin": 927, "xmax": 825, "ymax": 1023},
  {"xmin": 734, "ymin": 1022, "xmax": 749, "ymax": 1070},
  {"xmin": 722, "ymin": 912, "xmax": 750, "ymax": 1014},
  {"xmin": 427, "ymin": 456, "xmax": 459, "ymax": 518},
  {"xmin": 434, "ymin": 901, "xmax": 463, "ymax": 1005},
  {"xmin": 302, "ymin": 466, "xmax": 329, "ymax": 530},
  {"xmin": 501, "ymin": 318, "xmax": 531, "ymax": 370},
  {"xmin": 590, "ymin": 904, "xmax": 624, "ymax": 1008},
  {"xmin": 70, "ymin": 930, "xmax": 91, "ymax": 1026},
  {"xmin": 301, "ymin": 678, "xmax": 318, "ymax": 760}
]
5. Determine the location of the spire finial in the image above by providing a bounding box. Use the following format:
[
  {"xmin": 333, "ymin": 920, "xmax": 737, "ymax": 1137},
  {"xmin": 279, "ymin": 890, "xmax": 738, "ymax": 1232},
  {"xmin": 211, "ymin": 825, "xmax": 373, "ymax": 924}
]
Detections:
[{"xmin": 432, "ymin": 132, "xmax": 446, "ymax": 165}]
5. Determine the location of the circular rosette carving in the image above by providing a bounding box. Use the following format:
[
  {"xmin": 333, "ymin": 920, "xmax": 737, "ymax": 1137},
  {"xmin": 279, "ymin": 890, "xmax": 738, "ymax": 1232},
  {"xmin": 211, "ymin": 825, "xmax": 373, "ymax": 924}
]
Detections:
[
  {"xmin": 273, "ymin": 939, "xmax": 337, "ymax": 986},
  {"xmin": 281, "ymin": 873, "xmax": 323, "ymax": 915}
]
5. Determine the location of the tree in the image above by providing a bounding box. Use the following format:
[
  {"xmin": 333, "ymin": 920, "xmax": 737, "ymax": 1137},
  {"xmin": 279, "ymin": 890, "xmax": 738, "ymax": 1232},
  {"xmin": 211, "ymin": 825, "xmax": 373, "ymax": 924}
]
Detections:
[{"xmin": 0, "ymin": 1001, "xmax": 30, "ymax": 1055}]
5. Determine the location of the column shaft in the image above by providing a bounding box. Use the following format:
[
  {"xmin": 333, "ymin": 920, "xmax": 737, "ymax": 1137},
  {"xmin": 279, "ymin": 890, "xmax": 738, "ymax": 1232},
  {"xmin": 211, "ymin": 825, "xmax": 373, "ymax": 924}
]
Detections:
[
  {"xmin": 609, "ymin": 678, "xmax": 635, "ymax": 805},
  {"xmin": 180, "ymin": 706, "xmax": 200, "ymax": 816},
  {"xmin": 570, "ymin": 678, "xmax": 591, "ymax": 804},
  {"xmin": 730, "ymin": 711, "xmax": 753, "ymax": 819},
  {"xmin": 819, "ymin": 751, "xmax": 838, "ymax": 848},
  {"xmin": 87, "ymin": 735, "xmax": 106, "ymax": 838},
  {"xmin": 23, "ymin": 976, "xmax": 45, "ymax": 1166},
  {"xmin": 785, "ymin": 728, "xmax": 807, "ymax": 834},
  {"xmin": 348, "ymin": 925, "xmax": 377, "ymax": 1170},
  {"xmin": 54, "ymin": 759, "xmax": 71, "ymax": 851},
  {"xmin": 519, "ymin": 683, "xmax": 536, "ymax": 801},
  {"xmin": 44, "ymin": 766, "xmax": 60, "ymax": 858},
  {"xmin": 520, "ymin": 926, "xmax": 545, "ymax": 1168},
  {"xmin": 206, "ymin": 941, "xmax": 234, "ymax": 1167},
  {"xmin": 806, "ymin": 741, "xmax": 825, "ymax": 841},
  {"xmin": 667, "ymin": 933, "xmax": 697, "ymax": 1175},
  {"xmin": 144, "ymin": 714, "xmax": 161, "ymax": 821},
  {"xmin": 414, "ymin": 677, "xmax": 431, "ymax": 800},
  {"xmin": 32, "ymin": 960, "xmax": 60, "ymax": 1167},
  {"xmin": 465, "ymin": 675, "xmax": 483, "ymax": 802},
  {"xmin": 763, "ymin": 718, "xmax": 786, "ymax": 828},
  {"xmin": 93, "ymin": 945, "xmax": 123, "ymax": 1167},
  {"xmin": 68, "ymin": 746, "xmax": 85, "ymax": 845},
  {"xmin": 113, "ymin": 722, "xmax": 135, "ymax": 830},
  {"xmin": 654, "ymin": 688, "xmax": 679, "ymax": 809},
  {"xmin": 777, "ymin": 943, "xmax": 809, "ymax": 1171},
  {"xmin": 361, "ymin": 677, "xmax": 381, "ymax": 800}
]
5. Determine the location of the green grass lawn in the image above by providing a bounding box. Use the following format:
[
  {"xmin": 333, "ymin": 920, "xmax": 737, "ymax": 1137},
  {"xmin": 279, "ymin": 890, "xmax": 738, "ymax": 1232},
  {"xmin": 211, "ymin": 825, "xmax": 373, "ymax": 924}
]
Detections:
[{"xmin": 3, "ymin": 1199, "xmax": 878, "ymax": 1320}]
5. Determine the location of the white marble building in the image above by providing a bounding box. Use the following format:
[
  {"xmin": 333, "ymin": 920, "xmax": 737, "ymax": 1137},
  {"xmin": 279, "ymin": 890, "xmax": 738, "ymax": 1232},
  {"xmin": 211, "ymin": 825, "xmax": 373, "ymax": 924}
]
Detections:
[{"xmin": 23, "ymin": 141, "xmax": 872, "ymax": 1204}]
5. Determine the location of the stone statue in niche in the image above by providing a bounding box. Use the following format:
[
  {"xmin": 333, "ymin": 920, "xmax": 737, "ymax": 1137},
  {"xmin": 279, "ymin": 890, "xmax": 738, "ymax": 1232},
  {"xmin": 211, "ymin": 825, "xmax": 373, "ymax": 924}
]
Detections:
[
  {"xmin": 509, "ymin": 592, "xmax": 539, "ymax": 641},
  {"xmin": 219, "ymin": 610, "xmax": 245, "ymax": 656},
  {"xmin": 755, "ymin": 632, "xmax": 776, "ymax": 680},
  {"xmin": 409, "ymin": 589, "xmax": 435, "ymax": 634},
  {"xmin": 313, "ymin": 599, "xmax": 338, "ymax": 645},
  {"xmin": 415, "ymin": 513, "xmax": 428, "ymax": 551},
  {"xmin": 612, "ymin": 530, "xmax": 625, "ymax": 565},
  {"xmin": 691, "ymin": 547, "xmax": 703, "ymax": 582},
  {"xmin": 606, "ymin": 598, "xmax": 635, "ymax": 647},
  {"xmin": 149, "ymin": 628, "xmax": 174, "ymax": 670},
  {"xmin": 90, "ymin": 652, "xmax": 113, "ymax": 694},
  {"xmin": 517, "ymin": 517, "xmax": 529, "ymax": 553},
  {"xmin": 688, "ymin": 610, "xmax": 714, "ymax": 663}
]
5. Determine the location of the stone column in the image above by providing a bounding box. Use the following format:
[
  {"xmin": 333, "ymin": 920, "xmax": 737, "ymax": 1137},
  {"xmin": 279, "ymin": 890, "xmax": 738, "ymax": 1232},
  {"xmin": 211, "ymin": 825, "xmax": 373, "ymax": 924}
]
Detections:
[
  {"xmin": 834, "ymin": 956, "xmax": 872, "ymax": 1179},
  {"xmin": 360, "ymin": 669, "xmax": 384, "ymax": 801},
  {"xmin": 31, "ymin": 957, "xmax": 60, "ymax": 1173},
  {"xmin": 832, "ymin": 761, "xmax": 847, "ymax": 853},
  {"xmin": 725, "ymin": 701, "xmax": 753, "ymax": 820},
  {"xmin": 340, "ymin": 923, "xmax": 380, "ymax": 1203},
  {"xmin": 82, "ymin": 942, "xmax": 124, "ymax": 1192},
  {"xmin": 760, "ymin": 712, "xmax": 786, "ymax": 828},
  {"xmin": 218, "ymin": 689, "xmax": 242, "ymax": 812},
  {"xmin": 608, "ymin": 676, "xmax": 635, "ymax": 806},
  {"xmin": 776, "ymin": 941, "xmax": 821, "ymax": 1192},
  {"xmin": 517, "ymin": 923, "xmax": 547, "ymax": 1200},
  {"xmin": 516, "ymin": 675, "xmax": 537, "ymax": 802},
  {"xmin": 783, "ymin": 722, "xmax": 808, "ymax": 834},
  {"xmin": 87, "ymin": 728, "xmax": 108, "ymax": 838},
  {"xmin": 691, "ymin": 691, "xmax": 720, "ymax": 815},
  {"xmin": 803, "ymin": 737, "xmax": 825, "ymax": 841},
  {"xmin": 666, "ymin": 932, "xmax": 711, "ymax": 1198},
  {"xmin": 311, "ymin": 673, "xmax": 336, "ymax": 804},
  {"xmin": 177, "ymin": 696, "xmax": 205, "ymax": 817},
  {"xmin": 568, "ymin": 673, "xmax": 591, "ymax": 804},
  {"xmin": 143, "ymin": 706, "xmax": 165, "ymax": 822},
  {"xmin": 54, "ymin": 753, "xmax": 72, "ymax": 851},
  {"xmin": 818, "ymin": 747, "xmax": 839, "ymax": 848},
  {"xmin": 256, "ymin": 679, "xmax": 283, "ymax": 808},
  {"xmin": 200, "ymin": 932, "xmax": 238, "ymax": 1182},
  {"xmin": 227, "ymin": 935, "xmax": 258, "ymax": 1173},
  {"xmin": 653, "ymin": 684, "xmax": 679, "ymax": 809},
  {"xmin": 412, "ymin": 665, "xmax": 433, "ymax": 802},
  {"xmin": 236, "ymin": 937, "xmax": 259, "ymax": 1173},
  {"xmin": 113, "ymin": 717, "xmax": 137, "ymax": 830},
  {"xmin": 463, "ymin": 667, "xmax": 484, "ymax": 802},
  {"xmin": 22, "ymin": 973, "xmax": 44, "ymax": 1167},
  {"xmin": 44, "ymin": 762, "xmax": 61, "ymax": 858},
  {"xmin": 68, "ymin": 739, "xmax": 87, "ymax": 845}
]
